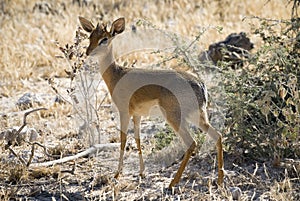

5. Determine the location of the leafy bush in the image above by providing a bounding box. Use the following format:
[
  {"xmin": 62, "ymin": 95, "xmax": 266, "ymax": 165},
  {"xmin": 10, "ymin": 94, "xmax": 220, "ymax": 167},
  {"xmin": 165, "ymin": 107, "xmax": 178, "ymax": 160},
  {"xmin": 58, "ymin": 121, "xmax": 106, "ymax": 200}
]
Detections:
[
  {"xmin": 153, "ymin": 125, "xmax": 207, "ymax": 152},
  {"xmin": 153, "ymin": 124, "xmax": 176, "ymax": 151},
  {"xmin": 223, "ymin": 9, "xmax": 299, "ymax": 162}
]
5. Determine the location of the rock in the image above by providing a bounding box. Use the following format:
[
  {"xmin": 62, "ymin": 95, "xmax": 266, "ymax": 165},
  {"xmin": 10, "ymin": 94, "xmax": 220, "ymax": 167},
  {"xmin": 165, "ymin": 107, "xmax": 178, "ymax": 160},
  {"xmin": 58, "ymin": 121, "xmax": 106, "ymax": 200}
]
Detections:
[
  {"xmin": 0, "ymin": 126, "xmax": 27, "ymax": 146},
  {"xmin": 28, "ymin": 128, "xmax": 40, "ymax": 142},
  {"xmin": 229, "ymin": 186, "xmax": 242, "ymax": 200},
  {"xmin": 199, "ymin": 32, "xmax": 254, "ymax": 69},
  {"xmin": 16, "ymin": 93, "xmax": 43, "ymax": 110},
  {"xmin": 0, "ymin": 126, "xmax": 40, "ymax": 146}
]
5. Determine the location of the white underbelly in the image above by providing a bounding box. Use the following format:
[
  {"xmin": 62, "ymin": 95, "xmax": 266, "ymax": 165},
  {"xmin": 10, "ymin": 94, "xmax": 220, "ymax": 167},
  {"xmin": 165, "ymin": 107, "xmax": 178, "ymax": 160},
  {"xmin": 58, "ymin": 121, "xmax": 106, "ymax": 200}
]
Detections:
[{"xmin": 132, "ymin": 99, "xmax": 162, "ymax": 116}]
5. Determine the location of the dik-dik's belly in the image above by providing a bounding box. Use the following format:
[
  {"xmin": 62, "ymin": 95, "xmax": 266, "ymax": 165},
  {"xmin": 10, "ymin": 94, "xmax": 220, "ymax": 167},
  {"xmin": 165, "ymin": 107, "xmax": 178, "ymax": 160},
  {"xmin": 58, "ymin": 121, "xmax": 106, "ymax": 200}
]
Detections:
[{"xmin": 130, "ymin": 99, "xmax": 161, "ymax": 116}]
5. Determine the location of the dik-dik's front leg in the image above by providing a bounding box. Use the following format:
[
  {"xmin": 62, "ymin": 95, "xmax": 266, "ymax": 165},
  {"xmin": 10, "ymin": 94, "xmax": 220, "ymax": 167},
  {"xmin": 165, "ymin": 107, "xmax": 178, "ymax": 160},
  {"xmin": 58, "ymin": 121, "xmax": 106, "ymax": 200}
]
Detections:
[
  {"xmin": 114, "ymin": 112, "xmax": 130, "ymax": 178},
  {"xmin": 133, "ymin": 115, "xmax": 145, "ymax": 177}
]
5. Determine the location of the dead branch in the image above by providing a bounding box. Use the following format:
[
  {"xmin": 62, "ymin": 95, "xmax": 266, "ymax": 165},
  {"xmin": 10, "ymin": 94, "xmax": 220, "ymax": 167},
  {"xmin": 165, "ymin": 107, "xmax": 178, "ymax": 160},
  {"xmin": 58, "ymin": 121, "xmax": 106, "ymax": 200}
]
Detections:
[
  {"xmin": 27, "ymin": 142, "xmax": 36, "ymax": 167},
  {"xmin": 8, "ymin": 147, "xmax": 26, "ymax": 166},
  {"xmin": 5, "ymin": 107, "xmax": 47, "ymax": 149},
  {"xmin": 30, "ymin": 143, "xmax": 120, "ymax": 167},
  {"xmin": 28, "ymin": 141, "xmax": 59, "ymax": 158}
]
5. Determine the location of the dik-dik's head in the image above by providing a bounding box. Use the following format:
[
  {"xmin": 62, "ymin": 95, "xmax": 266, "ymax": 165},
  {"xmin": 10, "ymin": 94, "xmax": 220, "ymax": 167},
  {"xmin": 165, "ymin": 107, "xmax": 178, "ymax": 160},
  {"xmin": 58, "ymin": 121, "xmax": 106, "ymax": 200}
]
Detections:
[{"xmin": 79, "ymin": 17, "xmax": 125, "ymax": 55}]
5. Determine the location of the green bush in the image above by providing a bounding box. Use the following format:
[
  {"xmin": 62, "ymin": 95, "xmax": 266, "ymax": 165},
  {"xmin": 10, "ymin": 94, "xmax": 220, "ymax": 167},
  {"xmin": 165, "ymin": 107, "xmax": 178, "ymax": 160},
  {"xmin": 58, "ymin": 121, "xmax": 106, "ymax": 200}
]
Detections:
[
  {"xmin": 223, "ymin": 12, "xmax": 299, "ymax": 161},
  {"xmin": 153, "ymin": 124, "xmax": 176, "ymax": 151}
]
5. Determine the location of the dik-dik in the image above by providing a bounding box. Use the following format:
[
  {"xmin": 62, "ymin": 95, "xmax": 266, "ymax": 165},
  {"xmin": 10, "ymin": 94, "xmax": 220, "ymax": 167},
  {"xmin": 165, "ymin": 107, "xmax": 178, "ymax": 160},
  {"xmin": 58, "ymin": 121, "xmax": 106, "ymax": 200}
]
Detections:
[{"xmin": 79, "ymin": 16, "xmax": 224, "ymax": 189}]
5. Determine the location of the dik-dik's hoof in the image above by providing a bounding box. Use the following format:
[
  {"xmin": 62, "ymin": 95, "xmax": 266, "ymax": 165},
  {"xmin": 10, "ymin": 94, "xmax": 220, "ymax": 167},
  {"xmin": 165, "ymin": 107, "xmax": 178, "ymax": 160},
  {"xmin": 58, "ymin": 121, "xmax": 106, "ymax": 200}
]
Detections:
[
  {"xmin": 139, "ymin": 173, "xmax": 146, "ymax": 179},
  {"xmin": 168, "ymin": 179, "xmax": 178, "ymax": 190},
  {"xmin": 114, "ymin": 171, "xmax": 122, "ymax": 179}
]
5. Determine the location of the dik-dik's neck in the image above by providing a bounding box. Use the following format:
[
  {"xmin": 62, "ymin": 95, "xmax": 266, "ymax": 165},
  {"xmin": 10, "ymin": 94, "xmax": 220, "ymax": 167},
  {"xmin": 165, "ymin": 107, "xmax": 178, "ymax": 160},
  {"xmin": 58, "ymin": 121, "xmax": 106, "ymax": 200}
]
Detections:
[
  {"xmin": 99, "ymin": 49, "xmax": 126, "ymax": 94},
  {"xmin": 96, "ymin": 44, "xmax": 115, "ymax": 75},
  {"xmin": 101, "ymin": 61, "xmax": 126, "ymax": 96},
  {"xmin": 94, "ymin": 44, "xmax": 125, "ymax": 94}
]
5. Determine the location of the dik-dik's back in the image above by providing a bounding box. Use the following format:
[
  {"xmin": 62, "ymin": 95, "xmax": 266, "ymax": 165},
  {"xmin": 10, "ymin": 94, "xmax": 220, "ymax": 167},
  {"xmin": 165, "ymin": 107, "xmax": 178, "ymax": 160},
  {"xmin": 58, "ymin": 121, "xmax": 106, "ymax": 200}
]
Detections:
[{"xmin": 106, "ymin": 66, "xmax": 208, "ymax": 121}]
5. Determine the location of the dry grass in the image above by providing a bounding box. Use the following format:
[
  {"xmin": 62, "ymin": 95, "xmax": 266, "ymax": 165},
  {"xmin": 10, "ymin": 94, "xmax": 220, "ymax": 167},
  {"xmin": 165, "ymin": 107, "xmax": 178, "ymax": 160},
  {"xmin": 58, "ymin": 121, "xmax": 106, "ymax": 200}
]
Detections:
[
  {"xmin": 0, "ymin": 0, "xmax": 298, "ymax": 200},
  {"xmin": 0, "ymin": 0, "xmax": 291, "ymax": 82}
]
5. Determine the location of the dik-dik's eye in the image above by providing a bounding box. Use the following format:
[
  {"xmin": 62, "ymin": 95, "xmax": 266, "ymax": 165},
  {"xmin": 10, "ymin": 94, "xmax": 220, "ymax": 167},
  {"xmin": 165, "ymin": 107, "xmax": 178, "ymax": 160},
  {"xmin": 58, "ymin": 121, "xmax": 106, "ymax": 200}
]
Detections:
[{"xmin": 98, "ymin": 37, "xmax": 108, "ymax": 46}]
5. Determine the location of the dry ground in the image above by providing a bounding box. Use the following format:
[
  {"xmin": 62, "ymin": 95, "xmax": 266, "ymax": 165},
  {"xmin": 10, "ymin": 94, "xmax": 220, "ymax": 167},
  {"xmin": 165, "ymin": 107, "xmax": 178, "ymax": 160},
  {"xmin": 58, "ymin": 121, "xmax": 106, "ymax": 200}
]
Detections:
[{"xmin": 0, "ymin": 0, "xmax": 299, "ymax": 200}]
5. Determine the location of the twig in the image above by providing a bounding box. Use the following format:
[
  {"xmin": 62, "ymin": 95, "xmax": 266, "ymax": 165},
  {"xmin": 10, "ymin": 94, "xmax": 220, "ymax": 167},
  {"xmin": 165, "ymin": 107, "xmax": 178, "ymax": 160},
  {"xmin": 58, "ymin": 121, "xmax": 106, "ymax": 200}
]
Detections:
[
  {"xmin": 232, "ymin": 163, "xmax": 260, "ymax": 183},
  {"xmin": 27, "ymin": 142, "xmax": 36, "ymax": 167},
  {"xmin": 8, "ymin": 147, "xmax": 26, "ymax": 166},
  {"xmin": 5, "ymin": 108, "xmax": 48, "ymax": 167},
  {"xmin": 30, "ymin": 143, "xmax": 120, "ymax": 167},
  {"xmin": 27, "ymin": 141, "xmax": 59, "ymax": 158},
  {"xmin": 5, "ymin": 107, "xmax": 47, "ymax": 149}
]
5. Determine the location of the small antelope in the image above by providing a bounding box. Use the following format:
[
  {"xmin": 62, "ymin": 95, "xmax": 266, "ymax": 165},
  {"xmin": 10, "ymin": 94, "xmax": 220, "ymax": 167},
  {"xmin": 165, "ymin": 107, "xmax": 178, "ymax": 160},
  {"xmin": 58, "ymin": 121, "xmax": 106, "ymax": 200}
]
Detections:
[{"xmin": 79, "ymin": 16, "xmax": 224, "ymax": 188}]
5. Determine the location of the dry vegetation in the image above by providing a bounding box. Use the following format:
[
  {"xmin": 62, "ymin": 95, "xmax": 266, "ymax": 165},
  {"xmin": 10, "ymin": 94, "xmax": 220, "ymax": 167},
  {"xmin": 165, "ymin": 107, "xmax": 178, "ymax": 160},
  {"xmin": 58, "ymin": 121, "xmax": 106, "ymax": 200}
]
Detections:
[{"xmin": 0, "ymin": 0, "xmax": 299, "ymax": 200}]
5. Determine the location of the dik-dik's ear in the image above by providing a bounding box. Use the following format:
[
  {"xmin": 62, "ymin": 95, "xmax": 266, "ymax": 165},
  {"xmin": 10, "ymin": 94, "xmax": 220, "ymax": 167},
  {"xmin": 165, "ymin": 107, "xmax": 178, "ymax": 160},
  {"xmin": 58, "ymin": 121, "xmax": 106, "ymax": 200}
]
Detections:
[
  {"xmin": 110, "ymin": 17, "xmax": 125, "ymax": 36},
  {"xmin": 79, "ymin": 16, "xmax": 94, "ymax": 32}
]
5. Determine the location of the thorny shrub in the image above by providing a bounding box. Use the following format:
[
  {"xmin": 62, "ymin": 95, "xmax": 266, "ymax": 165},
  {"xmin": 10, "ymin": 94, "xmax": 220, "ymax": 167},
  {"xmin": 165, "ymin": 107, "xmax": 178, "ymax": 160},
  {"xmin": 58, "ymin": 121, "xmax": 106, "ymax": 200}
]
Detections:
[{"xmin": 222, "ymin": 5, "xmax": 300, "ymax": 162}]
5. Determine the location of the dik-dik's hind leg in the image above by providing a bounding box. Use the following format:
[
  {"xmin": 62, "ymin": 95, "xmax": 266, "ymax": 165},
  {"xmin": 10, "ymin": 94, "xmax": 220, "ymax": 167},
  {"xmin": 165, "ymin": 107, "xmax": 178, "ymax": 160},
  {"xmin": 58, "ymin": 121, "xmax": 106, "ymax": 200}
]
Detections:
[
  {"xmin": 159, "ymin": 96, "xmax": 197, "ymax": 188},
  {"xmin": 133, "ymin": 115, "xmax": 145, "ymax": 177},
  {"xmin": 199, "ymin": 112, "xmax": 224, "ymax": 185},
  {"xmin": 167, "ymin": 118, "xmax": 196, "ymax": 189},
  {"xmin": 114, "ymin": 112, "xmax": 130, "ymax": 179},
  {"xmin": 169, "ymin": 136, "xmax": 196, "ymax": 188}
]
